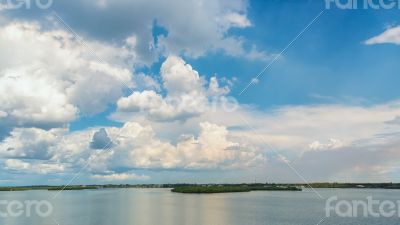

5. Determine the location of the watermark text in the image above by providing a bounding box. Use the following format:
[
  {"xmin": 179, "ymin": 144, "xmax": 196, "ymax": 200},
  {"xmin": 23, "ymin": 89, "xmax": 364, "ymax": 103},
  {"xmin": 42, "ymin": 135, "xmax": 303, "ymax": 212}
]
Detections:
[
  {"xmin": 325, "ymin": 0, "xmax": 400, "ymax": 10},
  {"xmin": 0, "ymin": 200, "xmax": 53, "ymax": 218},
  {"xmin": 326, "ymin": 196, "xmax": 400, "ymax": 218}
]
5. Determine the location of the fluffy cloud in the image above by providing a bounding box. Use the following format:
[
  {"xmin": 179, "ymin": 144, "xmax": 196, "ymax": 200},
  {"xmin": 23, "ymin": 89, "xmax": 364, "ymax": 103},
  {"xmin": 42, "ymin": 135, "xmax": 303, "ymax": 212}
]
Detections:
[
  {"xmin": 160, "ymin": 56, "xmax": 204, "ymax": 95},
  {"xmin": 0, "ymin": 22, "xmax": 138, "ymax": 137},
  {"xmin": 365, "ymin": 26, "xmax": 400, "ymax": 45},
  {"xmin": 116, "ymin": 90, "xmax": 205, "ymax": 122},
  {"xmin": 220, "ymin": 12, "xmax": 252, "ymax": 28},
  {"xmin": 107, "ymin": 121, "xmax": 264, "ymax": 170},
  {"xmin": 115, "ymin": 56, "xmax": 231, "ymax": 122},
  {"xmin": 0, "ymin": 127, "xmax": 64, "ymax": 160},
  {"xmin": 0, "ymin": 69, "xmax": 77, "ymax": 138},
  {"xmin": 208, "ymin": 77, "xmax": 231, "ymax": 96}
]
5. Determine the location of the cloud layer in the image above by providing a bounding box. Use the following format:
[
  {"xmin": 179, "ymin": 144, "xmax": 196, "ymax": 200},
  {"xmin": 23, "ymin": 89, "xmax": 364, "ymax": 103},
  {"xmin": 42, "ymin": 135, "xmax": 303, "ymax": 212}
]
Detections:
[{"xmin": 1, "ymin": 1, "xmax": 400, "ymax": 184}]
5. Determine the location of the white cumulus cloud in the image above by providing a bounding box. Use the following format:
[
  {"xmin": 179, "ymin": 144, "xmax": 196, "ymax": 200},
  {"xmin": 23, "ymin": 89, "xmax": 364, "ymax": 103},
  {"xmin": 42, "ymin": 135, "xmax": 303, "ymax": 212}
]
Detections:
[
  {"xmin": 365, "ymin": 26, "xmax": 400, "ymax": 45},
  {"xmin": 115, "ymin": 56, "xmax": 231, "ymax": 122},
  {"xmin": 0, "ymin": 21, "xmax": 140, "ymax": 136}
]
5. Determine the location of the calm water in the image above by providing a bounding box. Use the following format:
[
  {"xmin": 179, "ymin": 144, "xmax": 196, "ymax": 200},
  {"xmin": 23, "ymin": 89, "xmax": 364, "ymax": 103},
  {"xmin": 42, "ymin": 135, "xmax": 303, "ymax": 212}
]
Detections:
[{"xmin": 0, "ymin": 188, "xmax": 399, "ymax": 225}]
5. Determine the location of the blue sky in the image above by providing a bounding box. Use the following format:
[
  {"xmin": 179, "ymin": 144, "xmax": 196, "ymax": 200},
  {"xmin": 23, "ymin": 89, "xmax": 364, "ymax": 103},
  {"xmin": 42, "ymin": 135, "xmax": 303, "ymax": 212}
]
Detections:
[
  {"xmin": 0, "ymin": 0, "xmax": 400, "ymax": 185},
  {"xmin": 191, "ymin": 1, "xmax": 400, "ymax": 107}
]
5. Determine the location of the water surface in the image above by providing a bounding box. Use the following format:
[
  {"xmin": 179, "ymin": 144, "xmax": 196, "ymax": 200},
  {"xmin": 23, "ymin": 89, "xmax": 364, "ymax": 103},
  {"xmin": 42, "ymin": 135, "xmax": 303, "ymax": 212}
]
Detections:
[{"xmin": 0, "ymin": 188, "xmax": 399, "ymax": 225}]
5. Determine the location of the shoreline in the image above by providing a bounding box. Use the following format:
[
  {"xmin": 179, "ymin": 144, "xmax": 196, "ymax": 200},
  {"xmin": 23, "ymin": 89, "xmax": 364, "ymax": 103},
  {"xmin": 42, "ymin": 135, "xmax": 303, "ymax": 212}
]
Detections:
[{"xmin": 1, "ymin": 183, "xmax": 400, "ymax": 193}]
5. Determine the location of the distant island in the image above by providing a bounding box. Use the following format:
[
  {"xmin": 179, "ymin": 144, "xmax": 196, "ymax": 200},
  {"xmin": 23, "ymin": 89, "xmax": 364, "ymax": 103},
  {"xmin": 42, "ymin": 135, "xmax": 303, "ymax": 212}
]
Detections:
[
  {"xmin": 171, "ymin": 184, "xmax": 301, "ymax": 193},
  {"xmin": 1, "ymin": 183, "xmax": 400, "ymax": 193}
]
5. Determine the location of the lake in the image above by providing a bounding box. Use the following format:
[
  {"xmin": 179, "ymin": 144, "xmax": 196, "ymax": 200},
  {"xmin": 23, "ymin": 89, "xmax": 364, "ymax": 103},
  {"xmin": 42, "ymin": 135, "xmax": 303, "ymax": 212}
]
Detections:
[{"xmin": 0, "ymin": 188, "xmax": 399, "ymax": 225}]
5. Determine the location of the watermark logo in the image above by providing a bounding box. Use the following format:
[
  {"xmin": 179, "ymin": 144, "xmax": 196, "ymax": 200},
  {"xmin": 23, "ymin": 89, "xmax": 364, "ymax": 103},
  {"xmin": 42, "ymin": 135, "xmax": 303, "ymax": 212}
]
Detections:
[
  {"xmin": 0, "ymin": 0, "xmax": 53, "ymax": 10},
  {"xmin": 326, "ymin": 196, "xmax": 400, "ymax": 218},
  {"xmin": 0, "ymin": 200, "xmax": 53, "ymax": 218},
  {"xmin": 325, "ymin": 0, "xmax": 400, "ymax": 10},
  {"xmin": 168, "ymin": 95, "xmax": 239, "ymax": 113}
]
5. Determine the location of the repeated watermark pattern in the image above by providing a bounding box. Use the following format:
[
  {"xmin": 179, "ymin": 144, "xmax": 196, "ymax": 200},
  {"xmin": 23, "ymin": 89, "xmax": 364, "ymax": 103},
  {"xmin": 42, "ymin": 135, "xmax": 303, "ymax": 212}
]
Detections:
[
  {"xmin": 325, "ymin": 0, "xmax": 400, "ymax": 9},
  {"xmin": 0, "ymin": 200, "xmax": 53, "ymax": 218},
  {"xmin": 326, "ymin": 196, "xmax": 400, "ymax": 218},
  {"xmin": 0, "ymin": 0, "xmax": 53, "ymax": 10}
]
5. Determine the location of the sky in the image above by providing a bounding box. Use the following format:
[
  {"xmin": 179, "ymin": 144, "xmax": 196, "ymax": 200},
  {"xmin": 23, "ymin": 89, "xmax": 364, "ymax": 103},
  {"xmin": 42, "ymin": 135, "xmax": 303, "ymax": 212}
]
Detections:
[{"xmin": 0, "ymin": 0, "xmax": 400, "ymax": 185}]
